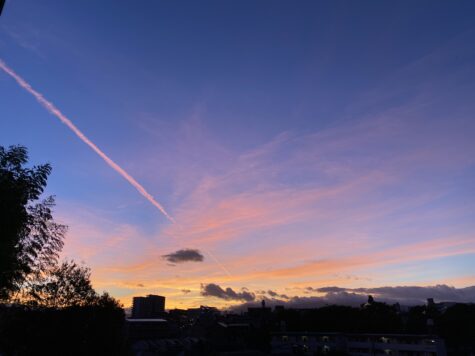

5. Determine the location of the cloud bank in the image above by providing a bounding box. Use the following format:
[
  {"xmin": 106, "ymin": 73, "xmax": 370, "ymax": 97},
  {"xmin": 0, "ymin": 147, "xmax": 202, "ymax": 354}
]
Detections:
[
  {"xmin": 309, "ymin": 285, "xmax": 475, "ymax": 305},
  {"xmin": 207, "ymin": 283, "xmax": 475, "ymax": 310}
]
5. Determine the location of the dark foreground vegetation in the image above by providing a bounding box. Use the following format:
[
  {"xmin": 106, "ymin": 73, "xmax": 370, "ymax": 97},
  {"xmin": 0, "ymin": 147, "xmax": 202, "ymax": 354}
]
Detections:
[{"xmin": 0, "ymin": 145, "xmax": 128, "ymax": 355}]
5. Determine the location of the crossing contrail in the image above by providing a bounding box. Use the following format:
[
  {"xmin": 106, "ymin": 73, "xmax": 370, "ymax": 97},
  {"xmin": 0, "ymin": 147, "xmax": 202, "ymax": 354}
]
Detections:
[{"xmin": 0, "ymin": 58, "xmax": 174, "ymax": 223}]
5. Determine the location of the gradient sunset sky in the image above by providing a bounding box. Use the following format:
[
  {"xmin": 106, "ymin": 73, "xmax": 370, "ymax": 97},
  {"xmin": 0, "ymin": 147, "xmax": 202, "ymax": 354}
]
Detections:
[{"xmin": 1, "ymin": 0, "xmax": 475, "ymax": 309}]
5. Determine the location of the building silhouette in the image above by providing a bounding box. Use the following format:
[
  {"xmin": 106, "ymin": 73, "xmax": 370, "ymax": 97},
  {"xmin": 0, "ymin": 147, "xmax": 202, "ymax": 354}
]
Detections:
[
  {"xmin": 131, "ymin": 294, "xmax": 165, "ymax": 318},
  {"xmin": 271, "ymin": 332, "xmax": 447, "ymax": 355}
]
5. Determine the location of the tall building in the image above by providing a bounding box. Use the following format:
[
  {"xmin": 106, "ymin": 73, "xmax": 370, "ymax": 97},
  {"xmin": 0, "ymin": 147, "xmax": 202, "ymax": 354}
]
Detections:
[{"xmin": 132, "ymin": 294, "xmax": 165, "ymax": 318}]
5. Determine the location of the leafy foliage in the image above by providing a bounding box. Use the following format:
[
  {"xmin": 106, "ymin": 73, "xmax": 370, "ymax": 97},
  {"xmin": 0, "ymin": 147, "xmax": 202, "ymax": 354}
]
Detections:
[
  {"xmin": 24, "ymin": 260, "xmax": 123, "ymax": 308},
  {"xmin": 0, "ymin": 145, "xmax": 65, "ymax": 300},
  {"xmin": 1, "ymin": 145, "xmax": 121, "ymax": 309},
  {"xmin": 27, "ymin": 260, "xmax": 97, "ymax": 307},
  {"xmin": 0, "ymin": 145, "xmax": 126, "ymax": 354}
]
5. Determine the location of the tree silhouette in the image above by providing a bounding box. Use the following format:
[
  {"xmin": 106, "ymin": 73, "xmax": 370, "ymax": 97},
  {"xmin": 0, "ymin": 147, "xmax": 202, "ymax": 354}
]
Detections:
[
  {"xmin": 1, "ymin": 145, "xmax": 127, "ymax": 354},
  {"xmin": 26, "ymin": 260, "xmax": 98, "ymax": 308},
  {"xmin": 24, "ymin": 260, "xmax": 124, "ymax": 309},
  {"xmin": 0, "ymin": 145, "xmax": 65, "ymax": 301}
]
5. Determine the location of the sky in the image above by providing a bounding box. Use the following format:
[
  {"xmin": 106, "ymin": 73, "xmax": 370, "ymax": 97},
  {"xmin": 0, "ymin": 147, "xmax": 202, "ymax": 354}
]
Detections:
[{"xmin": 1, "ymin": 0, "xmax": 475, "ymax": 309}]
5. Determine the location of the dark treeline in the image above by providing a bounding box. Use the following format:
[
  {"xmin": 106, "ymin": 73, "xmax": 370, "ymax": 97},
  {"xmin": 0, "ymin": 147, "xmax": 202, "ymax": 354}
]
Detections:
[{"xmin": 0, "ymin": 146, "xmax": 129, "ymax": 355}]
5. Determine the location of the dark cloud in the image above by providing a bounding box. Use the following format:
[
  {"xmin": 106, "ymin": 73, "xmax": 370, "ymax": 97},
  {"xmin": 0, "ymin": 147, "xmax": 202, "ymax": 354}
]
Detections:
[
  {"xmin": 314, "ymin": 286, "xmax": 347, "ymax": 293},
  {"xmin": 304, "ymin": 285, "xmax": 475, "ymax": 305},
  {"xmin": 137, "ymin": 283, "xmax": 145, "ymax": 288},
  {"xmin": 162, "ymin": 249, "xmax": 204, "ymax": 264},
  {"xmin": 231, "ymin": 292, "xmax": 369, "ymax": 312},
  {"xmin": 268, "ymin": 290, "xmax": 290, "ymax": 300},
  {"xmin": 201, "ymin": 283, "xmax": 255, "ymax": 302},
  {"xmin": 285, "ymin": 292, "xmax": 366, "ymax": 309}
]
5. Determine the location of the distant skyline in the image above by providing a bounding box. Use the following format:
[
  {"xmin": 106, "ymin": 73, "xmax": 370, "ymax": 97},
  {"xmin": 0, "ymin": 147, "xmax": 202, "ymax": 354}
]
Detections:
[{"xmin": 1, "ymin": 0, "xmax": 474, "ymax": 308}]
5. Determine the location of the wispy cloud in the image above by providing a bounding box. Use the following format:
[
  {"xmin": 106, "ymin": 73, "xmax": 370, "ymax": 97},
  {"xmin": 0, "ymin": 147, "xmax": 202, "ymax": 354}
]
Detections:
[
  {"xmin": 159, "ymin": 108, "xmax": 474, "ymax": 254},
  {"xmin": 88, "ymin": 98, "xmax": 474, "ymax": 308}
]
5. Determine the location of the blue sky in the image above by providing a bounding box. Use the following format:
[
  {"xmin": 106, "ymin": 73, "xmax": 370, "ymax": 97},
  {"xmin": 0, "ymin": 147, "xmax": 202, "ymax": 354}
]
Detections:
[{"xmin": 1, "ymin": 0, "xmax": 475, "ymax": 308}]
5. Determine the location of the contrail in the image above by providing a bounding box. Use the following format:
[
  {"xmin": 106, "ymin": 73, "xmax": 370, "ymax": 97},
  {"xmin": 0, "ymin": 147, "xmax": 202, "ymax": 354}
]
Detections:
[
  {"xmin": 204, "ymin": 249, "xmax": 232, "ymax": 277},
  {"xmin": 0, "ymin": 58, "xmax": 174, "ymax": 223},
  {"xmin": 0, "ymin": 59, "xmax": 234, "ymax": 278}
]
